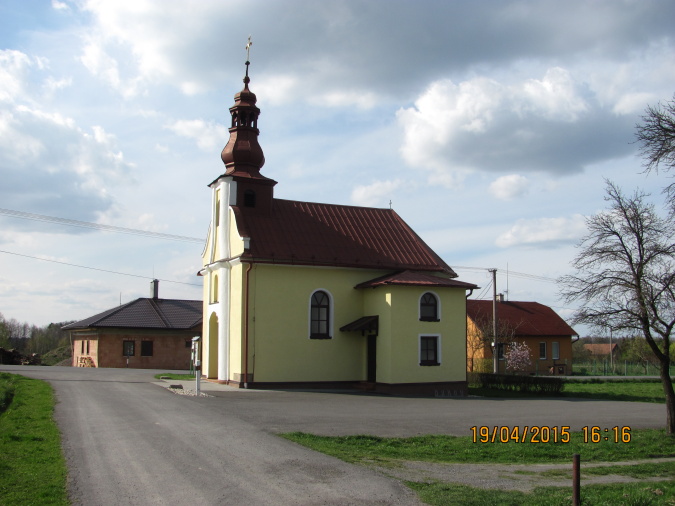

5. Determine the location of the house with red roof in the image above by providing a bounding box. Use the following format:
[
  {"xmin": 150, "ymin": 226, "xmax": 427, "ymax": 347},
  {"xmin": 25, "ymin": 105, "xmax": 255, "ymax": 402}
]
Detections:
[
  {"xmin": 198, "ymin": 59, "xmax": 477, "ymax": 395},
  {"xmin": 466, "ymin": 297, "xmax": 577, "ymax": 375},
  {"xmin": 63, "ymin": 280, "xmax": 201, "ymax": 369}
]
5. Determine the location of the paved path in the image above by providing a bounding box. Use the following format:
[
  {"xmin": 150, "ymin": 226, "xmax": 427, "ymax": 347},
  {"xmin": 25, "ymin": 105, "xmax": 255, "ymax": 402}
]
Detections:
[{"xmin": 2, "ymin": 366, "xmax": 668, "ymax": 504}]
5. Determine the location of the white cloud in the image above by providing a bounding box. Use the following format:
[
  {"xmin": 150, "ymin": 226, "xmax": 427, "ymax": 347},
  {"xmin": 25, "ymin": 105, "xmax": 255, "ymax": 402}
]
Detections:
[
  {"xmin": 496, "ymin": 215, "xmax": 586, "ymax": 248},
  {"xmin": 489, "ymin": 174, "xmax": 529, "ymax": 201},
  {"xmin": 0, "ymin": 104, "xmax": 134, "ymax": 219},
  {"xmin": 397, "ymin": 67, "xmax": 634, "ymax": 179},
  {"xmin": 51, "ymin": 0, "xmax": 70, "ymax": 10},
  {"xmin": 519, "ymin": 67, "xmax": 588, "ymax": 122},
  {"xmin": 351, "ymin": 179, "xmax": 404, "ymax": 207},
  {"xmin": 165, "ymin": 119, "xmax": 228, "ymax": 152},
  {"xmin": 0, "ymin": 50, "xmax": 32, "ymax": 103}
]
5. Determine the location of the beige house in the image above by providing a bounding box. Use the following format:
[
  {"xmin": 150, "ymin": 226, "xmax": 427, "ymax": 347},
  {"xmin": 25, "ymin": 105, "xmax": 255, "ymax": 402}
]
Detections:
[
  {"xmin": 64, "ymin": 280, "xmax": 201, "ymax": 370},
  {"xmin": 466, "ymin": 298, "xmax": 577, "ymax": 375}
]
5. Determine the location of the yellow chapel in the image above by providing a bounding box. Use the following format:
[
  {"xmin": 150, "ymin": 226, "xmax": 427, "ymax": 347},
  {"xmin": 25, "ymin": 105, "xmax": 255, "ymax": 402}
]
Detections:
[{"xmin": 199, "ymin": 57, "xmax": 477, "ymax": 396}]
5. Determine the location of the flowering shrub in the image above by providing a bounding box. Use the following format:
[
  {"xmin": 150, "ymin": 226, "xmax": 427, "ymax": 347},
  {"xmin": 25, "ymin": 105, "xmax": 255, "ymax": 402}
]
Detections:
[{"xmin": 505, "ymin": 341, "xmax": 532, "ymax": 373}]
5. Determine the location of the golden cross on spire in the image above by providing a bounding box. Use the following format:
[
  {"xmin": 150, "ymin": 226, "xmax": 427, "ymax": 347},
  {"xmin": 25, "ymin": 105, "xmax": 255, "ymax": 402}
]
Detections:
[{"xmin": 245, "ymin": 36, "xmax": 252, "ymax": 62}]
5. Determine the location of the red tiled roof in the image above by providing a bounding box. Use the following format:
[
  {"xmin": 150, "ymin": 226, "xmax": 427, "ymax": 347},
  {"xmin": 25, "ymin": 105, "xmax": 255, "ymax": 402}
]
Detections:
[
  {"xmin": 232, "ymin": 199, "xmax": 456, "ymax": 274},
  {"xmin": 62, "ymin": 298, "xmax": 202, "ymax": 331},
  {"xmin": 583, "ymin": 343, "xmax": 618, "ymax": 355},
  {"xmin": 466, "ymin": 300, "xmax": 577, "ymax": 337},
  {"xmin": 356, "ymin": 270, "xmax": 478, "ymax": 289}
]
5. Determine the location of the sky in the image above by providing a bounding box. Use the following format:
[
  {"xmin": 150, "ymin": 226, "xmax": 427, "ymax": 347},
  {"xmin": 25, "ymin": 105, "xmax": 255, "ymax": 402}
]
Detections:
[{"xmin": 0, "ymin": 0, "xmax": 673, "ymax": 336}]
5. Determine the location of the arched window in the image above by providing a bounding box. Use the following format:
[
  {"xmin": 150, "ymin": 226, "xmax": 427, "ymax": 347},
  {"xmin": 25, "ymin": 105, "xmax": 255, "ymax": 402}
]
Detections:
[
  {"xmin": 212, "ymin": 274, "xmax": 219, "ymax": 304},
  {"xmin": 310, "ymin": 290, "xmax": 331, "ymax": 339},
  {"xmin": 420, "ymin": 292, "xmax": 439, "ymax": 321}
]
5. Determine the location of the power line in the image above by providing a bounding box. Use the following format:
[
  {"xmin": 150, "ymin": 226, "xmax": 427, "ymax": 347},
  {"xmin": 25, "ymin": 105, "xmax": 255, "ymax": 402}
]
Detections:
[
  {"xmin": 0, "ymin": 207, "xmax": 204, "ymax": 243},
  {"xmin": 453, "ymin": 266, "xmax": 557, "ymax": 283},
  {"xmin": 0, "ymin": 249, "xmax": 201, "ymax": 287}
]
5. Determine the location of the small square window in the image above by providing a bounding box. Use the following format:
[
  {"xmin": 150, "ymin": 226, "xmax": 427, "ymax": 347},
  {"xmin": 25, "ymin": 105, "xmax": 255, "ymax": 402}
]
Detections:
[
  {"xmin": 141, "ymin": 341, "xmax": 153, "ymax": 357},
  {"xmin": 123, "ymin": 340, "xmax": 135, "ymax": 357},
  {"xmin": 420, "ymin": 336, "xmax": 440, "ymax": 366}
]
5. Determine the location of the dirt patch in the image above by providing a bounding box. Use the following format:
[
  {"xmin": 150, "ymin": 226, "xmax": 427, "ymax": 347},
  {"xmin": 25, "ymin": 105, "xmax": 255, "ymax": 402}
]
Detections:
[{"xmin": 368, "ymin": 458, "xmax": 675, "ymax": 492}]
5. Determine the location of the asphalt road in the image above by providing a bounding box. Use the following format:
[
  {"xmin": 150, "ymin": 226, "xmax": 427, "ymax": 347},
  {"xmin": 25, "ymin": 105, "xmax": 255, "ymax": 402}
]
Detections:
[
  {"xmin": 2, "ymin": 365, "xmax": 667, "ymax": 505},
  {"xmin": 2, "ymin": 366, "xmax": 419, "ymax": 505}
]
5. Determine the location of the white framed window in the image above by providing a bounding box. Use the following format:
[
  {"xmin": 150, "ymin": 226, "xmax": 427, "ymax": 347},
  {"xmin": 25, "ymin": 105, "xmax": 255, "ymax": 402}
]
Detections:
[
  {"xmin": 552, "ymin": 342, "xmax": 560, "ymax": 360},
  {"xmin": 419, "ymin": 334, "xmax": 441, "ymax": 366},
  {"xmin": 539, "ymin": 342, "xmax": 547, "ymax": 360},
  {"xmin": 419, "ymin": 291, "xmax": 441, "ymax": 321},
  {"xmin": 309, "ymin": 289, "xmax": 333, "ymax": 339}
]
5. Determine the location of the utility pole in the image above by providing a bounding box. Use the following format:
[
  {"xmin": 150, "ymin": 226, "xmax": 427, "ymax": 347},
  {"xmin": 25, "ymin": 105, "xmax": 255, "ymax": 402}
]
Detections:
[{"xmin": 489, "ymin": 268, "xmax": 498, "ymax": 374}]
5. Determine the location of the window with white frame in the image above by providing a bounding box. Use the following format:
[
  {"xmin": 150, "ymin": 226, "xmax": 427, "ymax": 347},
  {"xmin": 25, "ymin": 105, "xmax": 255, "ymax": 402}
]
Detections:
[
  {"xmin": 552, "ymin": 341, "xmax": 560, "ymax": 360},
  {"xmin": 539, "ymin": 342, "xmax": 547, "ymax": 360},
  {"xmin": 419, "ymin": 335, "xmax": 440, "ymax": 366}
]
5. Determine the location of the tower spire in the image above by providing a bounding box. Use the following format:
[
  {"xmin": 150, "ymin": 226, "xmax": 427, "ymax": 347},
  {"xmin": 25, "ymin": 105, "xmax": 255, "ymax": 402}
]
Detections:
[
  {"xmin": 212, "ymin": 38, "xmax": 276, "ymax": 213},
  {"xmin": 219, "ymin": 36, "xmax": 267, "ymax": 177}
]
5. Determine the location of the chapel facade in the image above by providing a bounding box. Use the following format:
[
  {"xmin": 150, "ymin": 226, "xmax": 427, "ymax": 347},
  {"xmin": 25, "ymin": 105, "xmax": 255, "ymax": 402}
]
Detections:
[{"xmin": 199, "ymin": 57, "xmax": 477, "ymax": 395}]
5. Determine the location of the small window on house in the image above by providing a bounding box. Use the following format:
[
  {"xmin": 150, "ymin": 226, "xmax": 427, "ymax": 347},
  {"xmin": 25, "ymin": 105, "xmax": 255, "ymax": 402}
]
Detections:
[
  {"xmin": 86, "ymin": 340, "xmax": 90, "ymax": 354},
  {"xmin": 539, "ymin": 342, "xmax": 547, "ymax": 360},
  {"xmin": 420, "ymin": 292, "xmax": 439, "ymax": 321},
  {"xmin": 141, "ymin": 341, "xmax": 153, "ymax": 357},
  {"xmin": 310, "ymin": 290, "xmax": 331, "ymax": 339},
  {"xmin": 123, "ymin": 340, "xmax": 135, "ymax": 357},
  {"xmin": 81, "ymin": 340, "xmax": 85, "ymax": 354},
  {"xmin": 244, "ymin": 189, "xmax": 256, "ymax": 208},
  {"xmin": 552, "ymin": 342, "xmax": 560, "ymax": 360},
  {"xmin": 420, "ymin": 335, "xmax": 440, "ymax": 366}
]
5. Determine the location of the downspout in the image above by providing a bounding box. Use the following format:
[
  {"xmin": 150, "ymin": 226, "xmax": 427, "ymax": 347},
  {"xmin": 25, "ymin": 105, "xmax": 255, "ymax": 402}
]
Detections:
[{"xmin": 243, "ymin": 262, "xmax": 252, "ymax": 389}]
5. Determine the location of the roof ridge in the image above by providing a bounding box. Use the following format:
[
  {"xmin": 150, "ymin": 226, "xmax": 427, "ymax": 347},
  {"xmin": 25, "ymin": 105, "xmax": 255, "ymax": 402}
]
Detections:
[{"xmin": 146, "ymin": 298, "xmax": 171, "ymax": 328}]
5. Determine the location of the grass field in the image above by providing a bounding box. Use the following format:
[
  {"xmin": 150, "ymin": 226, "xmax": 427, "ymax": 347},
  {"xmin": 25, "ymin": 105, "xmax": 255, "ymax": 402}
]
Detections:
[
  {"xmin": 282, "ymin": 430, "xmax": 675, "ymax": 505},
  {"xmin": 407, "ymin": 481, "xmax": 675, "ymax": 506},
  {"xmin": 563, "ymin": 378, "xmax": 666, "ymax": 403},
  {"xmin": 281, "ymin": 428, "xmax": 675, "ymax": 465},
  {"xmin": 0, "ymin": 373, "xmax": 68, "ymax": 505},
  {"xmin": 154, "ymin": 372, "xmax": 198, "ymax": 380}
]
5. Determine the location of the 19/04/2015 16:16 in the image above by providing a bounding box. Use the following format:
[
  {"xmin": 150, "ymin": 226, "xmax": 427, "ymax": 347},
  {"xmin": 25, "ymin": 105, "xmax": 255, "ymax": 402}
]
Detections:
[{"xmin": 582, "ymin": 426, "xmax": 631, "ymax": 443}]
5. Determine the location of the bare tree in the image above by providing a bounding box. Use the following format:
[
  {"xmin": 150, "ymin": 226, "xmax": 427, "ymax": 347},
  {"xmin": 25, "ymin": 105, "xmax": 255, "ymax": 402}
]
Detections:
[
  {"xmin": 636, "ymin": 94, "xmax": 675, "ymax": 204},
  {"xmin": 559, "ymin": 180, "xmax": 675, "ymax": 434}
]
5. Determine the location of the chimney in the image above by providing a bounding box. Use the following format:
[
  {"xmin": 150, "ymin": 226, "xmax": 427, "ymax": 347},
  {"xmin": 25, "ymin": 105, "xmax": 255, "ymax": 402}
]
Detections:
[{"xmin": 150, "ymin": 279, "xmax": 159, "ymax": 299}]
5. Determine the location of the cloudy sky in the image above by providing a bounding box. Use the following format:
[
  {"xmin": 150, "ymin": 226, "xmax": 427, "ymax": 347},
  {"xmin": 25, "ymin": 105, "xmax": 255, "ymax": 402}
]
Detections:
[{"xmin": 1, "ymin": 0, "xmax": 673, "ymax": 336}]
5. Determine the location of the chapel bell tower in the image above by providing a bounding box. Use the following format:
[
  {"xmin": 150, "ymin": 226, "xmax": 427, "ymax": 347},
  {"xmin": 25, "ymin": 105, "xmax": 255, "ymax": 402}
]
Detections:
[{"xmin": 211, "ymin": 39, "xmax": 276, "ymax": 214}]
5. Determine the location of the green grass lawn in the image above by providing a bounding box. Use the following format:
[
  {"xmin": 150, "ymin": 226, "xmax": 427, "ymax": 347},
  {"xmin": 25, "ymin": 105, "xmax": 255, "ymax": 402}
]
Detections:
[
  {"xmin": 562, "ymin": 379, "xmax": 666, "ymax": 403},
  {"xmin": 282, "ymin": 430, "xmax": 675, "ymax": 505},
  {"xmin": 407, "ymin": 481, "xmax": 675, "ymax": 506},
  {"xmin": 0, "ymin": 373, "xmax": 68, "ymax": 505},
  {"xmin": 153, "ymin": 372, "xmax": 197, "ymax": 380},
  {"xmin": 281, "ymin": 428, "xmax": 675, "ymax": 465}
]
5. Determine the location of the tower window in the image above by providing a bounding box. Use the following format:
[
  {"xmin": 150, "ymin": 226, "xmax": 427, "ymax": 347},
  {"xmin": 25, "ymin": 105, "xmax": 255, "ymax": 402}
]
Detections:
[
  {"xmin": 244, "ymin": 189, "xmax": 256, "ymax": 208},
  {"xmin": 420, "ymin": 292, "xmax": 439, "ymax": 321}
]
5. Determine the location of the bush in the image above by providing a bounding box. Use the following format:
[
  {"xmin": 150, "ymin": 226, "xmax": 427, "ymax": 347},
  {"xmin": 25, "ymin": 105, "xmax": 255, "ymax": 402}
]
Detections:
[{"xmin": 469, "ymin": 372, "xmax": 564, "ymax": 395}]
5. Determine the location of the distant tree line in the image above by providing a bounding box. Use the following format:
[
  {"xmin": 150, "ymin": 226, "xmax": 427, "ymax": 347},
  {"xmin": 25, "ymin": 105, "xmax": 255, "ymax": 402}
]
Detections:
[{"xmin": 0, "ymin": 312, "xmax": 73, "ymax": 356}]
